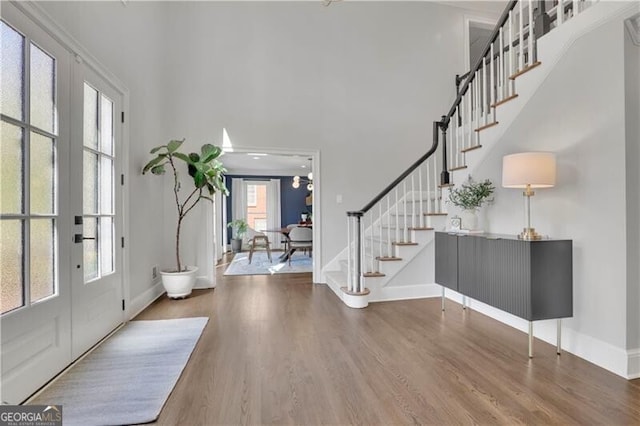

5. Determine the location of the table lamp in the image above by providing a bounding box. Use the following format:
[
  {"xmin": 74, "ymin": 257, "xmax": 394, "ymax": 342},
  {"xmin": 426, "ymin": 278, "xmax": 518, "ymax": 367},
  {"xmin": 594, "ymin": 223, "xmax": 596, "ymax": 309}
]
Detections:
[{"xmin": 502, "ymin": 152, "xmax": 556, "ymax": 240}]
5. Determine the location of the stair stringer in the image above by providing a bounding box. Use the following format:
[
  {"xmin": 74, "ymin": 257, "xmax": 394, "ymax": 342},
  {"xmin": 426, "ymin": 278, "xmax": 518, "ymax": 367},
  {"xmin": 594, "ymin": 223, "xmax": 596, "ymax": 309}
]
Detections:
[{"xmin": 449, "ymin": 1, "xmax": 639, "ymax": 185}]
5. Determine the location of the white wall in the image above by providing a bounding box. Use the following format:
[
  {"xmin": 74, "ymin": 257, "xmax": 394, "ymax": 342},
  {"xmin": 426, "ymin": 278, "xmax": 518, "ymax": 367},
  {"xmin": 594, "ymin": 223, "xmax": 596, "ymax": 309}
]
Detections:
[
  {"xmin": 624, "ymin": 27, "xmax": 640, "ymax": 351},
  {"xmin": 35, "ymin": 1, "xmax": 500, "ymax": 298},
  {"xmin": 155, "ymin": 1, "xmax": 497, "ymax": 275},
  {"xmin": 36, "ymin": 1, "xmax": 172, "ymax": 303},
  {"xmin": 472, "ymin": 20, "xmax": 628, "ymax": 350}
]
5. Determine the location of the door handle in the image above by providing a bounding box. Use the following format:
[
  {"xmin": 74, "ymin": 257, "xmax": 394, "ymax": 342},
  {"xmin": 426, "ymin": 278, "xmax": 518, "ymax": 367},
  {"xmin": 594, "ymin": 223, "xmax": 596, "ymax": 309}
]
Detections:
[{"xmin": 74, "ymin": 234, "xmax": 96, "ymax": 243}]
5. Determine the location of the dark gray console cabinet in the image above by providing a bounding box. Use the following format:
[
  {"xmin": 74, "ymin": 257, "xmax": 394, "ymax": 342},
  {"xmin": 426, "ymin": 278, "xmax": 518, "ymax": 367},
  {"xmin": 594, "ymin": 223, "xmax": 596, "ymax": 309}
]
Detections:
[{"xmin": 435, "ymin": 232, "xmax": 573, "ymax": 356}]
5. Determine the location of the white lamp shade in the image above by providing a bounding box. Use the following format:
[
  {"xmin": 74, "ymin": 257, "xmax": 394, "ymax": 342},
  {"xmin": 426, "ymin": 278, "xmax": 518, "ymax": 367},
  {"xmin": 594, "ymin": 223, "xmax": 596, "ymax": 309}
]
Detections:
[{"xmin": 502, "ymin": 152, "xmax": 556, "ymax": 188}]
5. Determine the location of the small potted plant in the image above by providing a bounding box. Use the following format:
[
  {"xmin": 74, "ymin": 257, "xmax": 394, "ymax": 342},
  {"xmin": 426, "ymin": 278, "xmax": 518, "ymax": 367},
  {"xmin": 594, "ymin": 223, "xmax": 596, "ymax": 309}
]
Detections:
[
  {"xmin": 143, "ymin": 139, "xmax": 228, "ymax": 298},
  {"xmin": 448, "ymin": 176, "xmax": 495, "ymax": 231},
  {"xmin": 227, "ymin": 219, "xmax": 248, "ymax": 253}
]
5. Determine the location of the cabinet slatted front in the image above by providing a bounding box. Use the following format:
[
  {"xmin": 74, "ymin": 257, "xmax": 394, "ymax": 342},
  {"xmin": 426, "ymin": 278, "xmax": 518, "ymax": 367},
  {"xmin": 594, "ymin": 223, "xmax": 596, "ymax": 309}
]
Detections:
[{"xmin": 435, "ymin": 232, "xmax": 573, "ymax": 321}]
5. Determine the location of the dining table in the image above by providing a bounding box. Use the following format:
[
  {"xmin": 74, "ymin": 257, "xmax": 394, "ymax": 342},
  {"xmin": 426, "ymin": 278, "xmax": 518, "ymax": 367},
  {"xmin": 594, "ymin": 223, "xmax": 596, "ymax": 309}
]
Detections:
[{"xmin": 263, "ymin": 225, "xmax": 312, "ymax": 262}]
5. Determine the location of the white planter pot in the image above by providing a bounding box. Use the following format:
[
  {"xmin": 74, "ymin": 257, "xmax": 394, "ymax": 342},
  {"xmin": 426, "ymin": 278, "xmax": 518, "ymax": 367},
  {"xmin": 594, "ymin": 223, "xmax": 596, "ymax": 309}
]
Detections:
[
  {"xmin": 460, "ymin": 209, "xmax": 479, "ymax": 231},
  {"xmin": 160, "ymin": 266, "xmax": 198, "ymax": 299}
]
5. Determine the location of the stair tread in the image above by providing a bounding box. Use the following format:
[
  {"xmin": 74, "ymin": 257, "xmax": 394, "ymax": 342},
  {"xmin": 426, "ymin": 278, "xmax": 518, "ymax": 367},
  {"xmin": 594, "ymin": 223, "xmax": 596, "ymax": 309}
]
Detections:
[
  {"xmin": 438, "ymin": 183, "xmax": 454, "ymax": 188},
  {"xmin": 491, "ymin": 93, "xmax": 519, "ymax": 108},
  {"xmin": 363, "ymin": 272, "xmax": 386, "ymax": 278},
  {"xmin": 461, "ymin": 144, "xmax": 483, "ymax": 153},
  {"xmin": 376, "ymin": 256, "xmax": 403, "ymax": 261},
  {"xmin": 509, "ymin": 61, "xmax": 542, "ymax": 80},
  {"xmin": 450, "ymin": 165, "xmax": 467, "ymax": 171},
  {"xmin": 475, "ymin": 121, "xmax": 499, "ymax": 132},
  {"xmin": 392, "ymin": 242, "xmax": 418, "ymax": 246},
  {"xmin": 424, "ymin": 212, "xmax": 448, "ymax": 216}
]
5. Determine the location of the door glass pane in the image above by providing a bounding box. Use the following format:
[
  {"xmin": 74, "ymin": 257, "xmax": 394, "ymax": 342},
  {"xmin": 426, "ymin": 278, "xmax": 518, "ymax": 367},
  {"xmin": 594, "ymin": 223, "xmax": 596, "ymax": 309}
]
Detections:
[
  {"xmin": 30, "ymin": 219, "xmax": 55, "ymax": 302},
  {"xmin": 100, "ymin": 217, "xmax": 113, "ymax": 275},
  {"xmin": 83, "ymin": 151, "xmax": 98, "ymax": 214},
  {"xmin": 83, "ymin": 218, "xmax": 98, "ymax": 281},
  {"xmin": 1, "ymin": 21, "xmax": 25, "ymax": 121},
  {"xmin": 100, "ymin": 94, "xmax": 113, "ymax": 156},
  {"xmin": 0, "ymin": 220, "xmax": 24, "ymax": 314},
  {"xmin": 100, "ymin": 157, "xmax": 113, "ymax": 215},
  {"xmin": 30, "ymin": 132, "xmax": 55, "ymax": 215},
  {"xmin": 83, "ymin": 83, "xmax": 98, "ymax": 150},
  {"xmin": 0, "ymin": 122, "xmax": 24, "ymax": 214},
  {"xmin": 30, "ymin": 43, "xmax": 55, "ymax": 134}
]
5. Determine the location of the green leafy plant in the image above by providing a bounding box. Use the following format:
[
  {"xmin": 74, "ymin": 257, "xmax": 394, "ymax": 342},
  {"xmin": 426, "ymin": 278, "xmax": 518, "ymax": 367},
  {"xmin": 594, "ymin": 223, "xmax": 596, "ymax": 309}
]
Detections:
[
  {"xmin": 448, "ymin": 176, "xmax": 495, "ymax": 210},
  {"xmin": 143, "ymin": 139, "xmax": 228, "ymax": 272},
  {"xmin": 227, "ymin": 219, "xmax": 248, "ymax": 240}
]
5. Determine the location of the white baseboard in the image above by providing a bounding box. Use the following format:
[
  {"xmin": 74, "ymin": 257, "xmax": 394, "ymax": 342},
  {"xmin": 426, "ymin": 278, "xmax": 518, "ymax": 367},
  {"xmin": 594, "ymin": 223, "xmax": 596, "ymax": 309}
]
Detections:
[
  {"xmin": 628, "ymin": 349, "xmax": 640, "ymax": 379},
  {"xmin": 442, "ymin": 289, "xmax": 631, "ymax": 379},
  {"xmin": 128, "ymin": 280, "xmax": 164, "ymax": 320},
  {"xmin": 369, "ymin": 283, "xmax": 441, "ymax": 303}
]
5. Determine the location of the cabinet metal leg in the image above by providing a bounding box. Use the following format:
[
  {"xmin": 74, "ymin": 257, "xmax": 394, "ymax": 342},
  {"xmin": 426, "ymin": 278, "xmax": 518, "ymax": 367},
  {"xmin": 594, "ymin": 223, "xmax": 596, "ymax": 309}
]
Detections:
[
  {"xmin": 528, "ymin": 321, "xmax": 534, "ymax": 358},
  {"xmin": 557, "ymin": 319, "xmax": 562, "ymax": 355},
  {"xmin": 441, "ymin": 287, "xmax": 445, "ymax": 311}
]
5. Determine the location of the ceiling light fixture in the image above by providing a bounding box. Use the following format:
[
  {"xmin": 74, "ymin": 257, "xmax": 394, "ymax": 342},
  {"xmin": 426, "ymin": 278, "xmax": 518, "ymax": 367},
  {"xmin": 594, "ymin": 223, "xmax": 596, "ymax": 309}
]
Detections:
[{"xmin": 293, "ymin": 158, "xmax": 313, "ymax": 191}]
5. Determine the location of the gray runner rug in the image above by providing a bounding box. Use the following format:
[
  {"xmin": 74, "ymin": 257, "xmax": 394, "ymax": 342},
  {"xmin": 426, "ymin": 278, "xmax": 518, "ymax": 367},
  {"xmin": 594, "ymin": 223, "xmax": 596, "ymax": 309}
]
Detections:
[{"xmin": 30, "ymin": 317, "xmax": 208, "ymax": 426}]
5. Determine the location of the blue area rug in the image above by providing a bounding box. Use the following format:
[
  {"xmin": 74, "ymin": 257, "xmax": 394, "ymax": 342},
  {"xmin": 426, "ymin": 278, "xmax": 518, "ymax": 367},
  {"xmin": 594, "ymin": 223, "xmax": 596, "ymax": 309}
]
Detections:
[
  {"xmin": 224, "ymin": 251, "xmax": 312, "ymax": 275},
  {"xmin": 30, "ymin": 317, "xmax": 208, "ymax": 426}
]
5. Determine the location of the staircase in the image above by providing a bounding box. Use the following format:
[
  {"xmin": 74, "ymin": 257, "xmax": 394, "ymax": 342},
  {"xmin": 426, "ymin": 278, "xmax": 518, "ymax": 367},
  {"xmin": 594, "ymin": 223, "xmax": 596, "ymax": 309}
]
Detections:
[{"xmin": 323, "ymin": 0, "xmax": 626, "ymax": 308}]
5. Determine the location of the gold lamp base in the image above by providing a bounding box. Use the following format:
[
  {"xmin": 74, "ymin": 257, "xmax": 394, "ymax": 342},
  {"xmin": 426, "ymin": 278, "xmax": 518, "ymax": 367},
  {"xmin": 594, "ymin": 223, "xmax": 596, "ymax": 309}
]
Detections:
[{"xmin": 518, "ymin": 228, "xmax": 543, "ymax": 240}]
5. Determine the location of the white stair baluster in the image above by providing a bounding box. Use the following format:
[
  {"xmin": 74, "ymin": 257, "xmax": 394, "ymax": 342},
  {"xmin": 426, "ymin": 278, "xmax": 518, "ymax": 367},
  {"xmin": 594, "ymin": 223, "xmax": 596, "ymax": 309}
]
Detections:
[
  {"xmin": 418, "ymin": 166, "xmax": 424, "ymax": 228},
  {"xmin": 395, "ymin": 186, "xmax": 399, "ymax": 248},
  {"xmin": 411, "ymin": 174, "xmax": 416, "ymax": 231},
  {"xmin": 519, "ymin": 0, "xmax": 524, "ymax": 71},
  {"xmin": 474, "ymin": 71, "xmax": 480, "ymax": 133},
  {"xmin": 433, "ymin": 155, "xmax": 439, "ymax": 213},
  {"xmin": 490, "ymin": 41, "xmax": 495, "ymax": 120},
  {"xmin": 558, "ymin": 0, "xmax": 565, "ymax": 26},
  {"xmin": 426, "ymin": 160, "xmax": 431, "ymax": 215},
  {"xmin": 482, "ymin": 61, "xmax": 487, "ymax": 125},
  {"xmin": 378, "ymin": 203, "xmax": 382, "ymax": 271},
  {"xmin": 528, "ymin": 0, "xmax": 534, "ymax": 65},
  {"xmin": 467, "ymin": 83, "xmax": 472, "ymax": 149},
  {"xmin": 454, "ymin": 107, "xmax": 460, "ymax": 166},
  {"xmin": 347, "ymin": 216, "xmax": 352, "ymax": 292},
  {"xmin": 387, "ymin": 195, "xmax": 391, "ymax": 257},
  {"xmin": 499, "ymin": 26, "xmax": 505, "ymax": 101},
  {"xmin": 369, "ymin": 212, "xmax": 374, "ymax": 273},
  {"xmin": 509, "ymin": 9, "xmax": 515, "ymax": 95},
  {"xmin": 403, "ymin": 180, "xmax": 408, "ymax": 242}
]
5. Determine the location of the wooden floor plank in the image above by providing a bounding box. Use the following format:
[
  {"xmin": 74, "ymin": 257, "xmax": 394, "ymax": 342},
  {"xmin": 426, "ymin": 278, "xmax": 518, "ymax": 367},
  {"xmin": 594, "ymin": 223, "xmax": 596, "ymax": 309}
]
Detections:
[{"xmin": 136, "ymin": 257, "xmax": 640, "ymax": 425}]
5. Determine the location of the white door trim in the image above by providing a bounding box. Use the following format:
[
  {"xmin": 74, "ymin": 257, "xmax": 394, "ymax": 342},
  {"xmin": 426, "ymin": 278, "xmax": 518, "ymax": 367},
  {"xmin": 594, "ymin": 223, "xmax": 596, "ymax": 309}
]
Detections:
[
  {"xmin": 219, "ymin": 146, "xmax": 322, "ymax": 283},
  {"xmin": 463, "ymin": 13, "xmax": 498, "ymax": 75}
]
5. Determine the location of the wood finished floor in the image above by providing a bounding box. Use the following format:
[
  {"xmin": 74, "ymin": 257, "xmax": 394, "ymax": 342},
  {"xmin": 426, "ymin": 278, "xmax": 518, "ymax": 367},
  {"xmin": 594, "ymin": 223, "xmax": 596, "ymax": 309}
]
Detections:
[{"xmin": 136, "ymin": 262, "xmax": 640, "ymax": 425}]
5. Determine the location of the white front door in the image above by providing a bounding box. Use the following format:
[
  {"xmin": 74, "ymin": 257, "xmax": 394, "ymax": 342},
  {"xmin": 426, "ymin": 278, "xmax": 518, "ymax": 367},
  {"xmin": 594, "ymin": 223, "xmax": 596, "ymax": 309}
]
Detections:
[
  {"xmin": 70, "ymin": 68, "xmax": 124, "ymax": 359},
  {"xmin": 0, "ymin": 3, "xmax": 125, "ymax": 403},
  {"xmin": 0, "ymin": 5, "xmax": 72, "ymax": 404}
]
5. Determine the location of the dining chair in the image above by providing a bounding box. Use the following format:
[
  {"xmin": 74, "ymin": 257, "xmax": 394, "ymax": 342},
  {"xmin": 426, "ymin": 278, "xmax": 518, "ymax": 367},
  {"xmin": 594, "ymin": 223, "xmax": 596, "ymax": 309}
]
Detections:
[
  {"xmin": 247, "ymin": 227, "xmax": 272, "ymax": 264},
  {"xmin": 287, "ymin": 226, "xmax": 312, "ymax": 265}
]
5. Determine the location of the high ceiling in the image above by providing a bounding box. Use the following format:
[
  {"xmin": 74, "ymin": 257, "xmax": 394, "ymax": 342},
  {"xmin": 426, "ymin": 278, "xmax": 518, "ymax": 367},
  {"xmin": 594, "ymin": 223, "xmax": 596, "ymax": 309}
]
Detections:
[{"xmin": 222, "ymin": 152, "xmax": 313, "ymax": 177}]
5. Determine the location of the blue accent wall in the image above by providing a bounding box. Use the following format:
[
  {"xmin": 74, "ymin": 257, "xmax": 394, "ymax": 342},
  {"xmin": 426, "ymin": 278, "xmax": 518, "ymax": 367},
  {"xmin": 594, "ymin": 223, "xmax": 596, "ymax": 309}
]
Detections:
[{"xmin": 225, "ymin": 175, "xmax": 311, "ymax": 233}]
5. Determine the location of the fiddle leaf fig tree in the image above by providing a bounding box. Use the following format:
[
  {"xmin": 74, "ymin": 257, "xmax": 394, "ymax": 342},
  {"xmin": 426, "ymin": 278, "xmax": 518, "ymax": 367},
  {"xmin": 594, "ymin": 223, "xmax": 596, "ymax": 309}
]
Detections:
[{"xmin": 143, "ymin": 139, "xmax": 228, "ymax": 272}]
